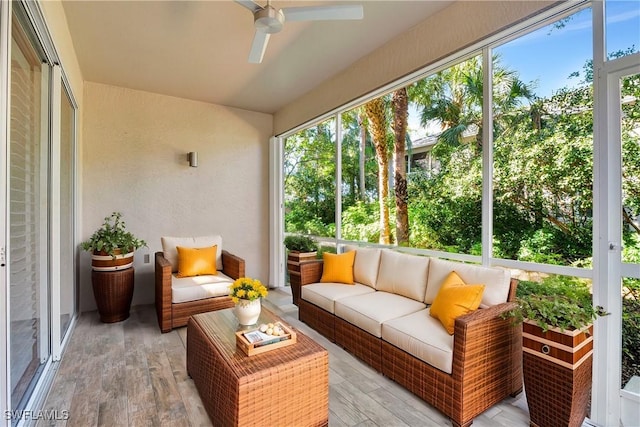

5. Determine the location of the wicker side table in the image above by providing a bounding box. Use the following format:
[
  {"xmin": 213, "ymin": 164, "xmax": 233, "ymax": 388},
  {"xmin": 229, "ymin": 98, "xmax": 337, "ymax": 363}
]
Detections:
[
  {"xmin": 91, "ymin": 268, "xmax": 134, "ymax": 323},
  {"xmin": 187, "ymin": 308, "xmax": 329, "ymax": 427}
]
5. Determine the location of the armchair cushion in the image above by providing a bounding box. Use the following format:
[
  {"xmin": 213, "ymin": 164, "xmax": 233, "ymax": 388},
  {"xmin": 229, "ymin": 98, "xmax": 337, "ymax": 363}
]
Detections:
[
  {"xmin": 176, "ymin": 245, "xmax": 218, "ymax": 277},
  {"xmin": 161, "ymin": 235, "xmax": 223, "ymax": 272},
  {"xmin": 171, "ymin": 271, "xmax": 234, "ymax": 304}
]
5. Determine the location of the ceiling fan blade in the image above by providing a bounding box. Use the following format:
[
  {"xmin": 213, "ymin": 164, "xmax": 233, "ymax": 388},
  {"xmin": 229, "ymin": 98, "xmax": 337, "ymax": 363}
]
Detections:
[
  {"xmin": 282, "ymin": 4, "xmax": 363, "ymax": 22},
  {"xmin": 235, "ymin": 0, "xmax": 263, "ymax": 13},
  {"xmin": 248, "ymin": 30, "xmax": 270, "ymax": 63}
]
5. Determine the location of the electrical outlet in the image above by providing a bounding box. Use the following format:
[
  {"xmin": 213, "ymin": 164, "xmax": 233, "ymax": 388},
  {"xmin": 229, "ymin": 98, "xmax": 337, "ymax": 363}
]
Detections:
[{"xmin": 144, "ymin": 254, "xmax": 150, "ymax": 264}]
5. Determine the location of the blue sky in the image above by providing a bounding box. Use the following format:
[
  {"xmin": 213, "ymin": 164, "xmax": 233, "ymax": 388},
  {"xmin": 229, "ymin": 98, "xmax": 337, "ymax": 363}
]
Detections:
[
  {"xmin": 408, "ymin": 1, "xmax": 640, "ymax": 138},
  {"xmin": 497, "ymin": 1, "xmax": 640, "ymax": 99}
]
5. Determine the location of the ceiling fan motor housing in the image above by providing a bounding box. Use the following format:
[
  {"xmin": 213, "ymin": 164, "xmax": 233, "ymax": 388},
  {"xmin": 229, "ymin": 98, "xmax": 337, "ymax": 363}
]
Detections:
[{"xmin": 254, "ymin": 6, "xmax": 285, "ymax": 33}]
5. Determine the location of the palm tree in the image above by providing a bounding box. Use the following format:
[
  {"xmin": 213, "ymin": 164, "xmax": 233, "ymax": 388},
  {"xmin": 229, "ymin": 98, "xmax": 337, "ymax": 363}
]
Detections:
[
  {"xmin": 392, "ymin": 88, "xmax": 409, "ymax": 245},
  {"xmin": 364, "ymin": 97, "xmax": 391, "ymax": 244},
  {"xmin": 410, "ymin": 54, "xmax": 533, "ymax": 152}
]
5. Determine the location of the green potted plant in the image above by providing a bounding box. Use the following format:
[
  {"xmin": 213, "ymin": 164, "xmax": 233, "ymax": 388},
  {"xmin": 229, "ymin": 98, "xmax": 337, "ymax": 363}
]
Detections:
[
  {"xmin": 504, "ymin": 277, "xmax": 608, "ymax": 427},
  {"xmin": 81, "ymin": 211, "xmax": 147, "ymax": 271},
  {"xmin": 284, "ymin": 235, "xmax": 319, "ymax": 305},
  {"xmin": 284, "ymin": 235, "xmax": 318, "ymax": 255},
  {"xmin": 81, "ymin": 212, "xmax": 147, "ymax": 323}
]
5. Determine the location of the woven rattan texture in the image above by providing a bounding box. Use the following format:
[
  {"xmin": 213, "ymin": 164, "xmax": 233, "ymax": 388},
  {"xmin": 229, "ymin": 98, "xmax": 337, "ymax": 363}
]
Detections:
[
  {"xmin": 298, "ymin": 298, "xmax": 336, "ymax": 342},
  {"xmin": 155, "ymin": 251, "xmax": 245, "ymax": 332},
  {"xmin": 187, "ymin": 308, "xmax": 329, "ymax": 427},
  {"xmin": 290, "ymin": 260, "xmax": 323, "ymax": 305},
  {"xmin": 524, "ymin": 352, "xmax": 591, "ymax": 427},
  {"xmin": 335, "ymin": 317, "xmax": 383, "ymax": 372},
  {"xmin": 92, "ymin": 268, "xmax": 134, "ymax": 323}
]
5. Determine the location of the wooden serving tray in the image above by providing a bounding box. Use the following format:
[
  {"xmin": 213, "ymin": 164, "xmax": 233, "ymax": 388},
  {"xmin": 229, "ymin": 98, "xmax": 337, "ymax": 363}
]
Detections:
[{"xmin": 236, "ymin": 322, "xmax": 297, "ymax": 356}]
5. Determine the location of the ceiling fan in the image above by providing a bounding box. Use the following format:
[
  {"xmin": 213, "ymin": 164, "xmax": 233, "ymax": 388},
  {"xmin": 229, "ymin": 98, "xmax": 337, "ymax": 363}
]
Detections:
[{"xmin": 235, "ymin": 0, "xmax": 364, "ymax": 64}]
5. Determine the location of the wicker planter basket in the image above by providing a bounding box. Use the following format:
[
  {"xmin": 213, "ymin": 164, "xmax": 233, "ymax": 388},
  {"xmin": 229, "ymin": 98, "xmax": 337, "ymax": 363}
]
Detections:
[
  {"xmin": 522, "ymin": 320, "xmax": 593, "ymax": 427},
  {"xmin": 92, "ymin": 268, "xmax": 134, "ymax": 323}
]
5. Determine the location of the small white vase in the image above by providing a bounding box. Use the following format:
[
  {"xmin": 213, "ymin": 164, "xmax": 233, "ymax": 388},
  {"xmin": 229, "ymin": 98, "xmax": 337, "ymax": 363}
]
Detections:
[{"xmin": 234, "ymin": 298, "xmax": 261, "ymax": 326}]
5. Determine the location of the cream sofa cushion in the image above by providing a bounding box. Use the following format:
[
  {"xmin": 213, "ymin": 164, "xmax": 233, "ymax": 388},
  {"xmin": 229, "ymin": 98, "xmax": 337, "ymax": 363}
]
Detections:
[
  {"xmin": 161, "ymin": 235, "xmax": 223, "ymax": 272},
  {"xmin": 345, "ymin": 245, "xmax": 382, "ymax": 289},
  {"xmin": 334, "ymin": 292, "xmax": 426, "ymax": 337},
  {"xmin": 376, "ymin": 250, "xmax": 430, "ymax": 302},
  {"xmin": 171, "ymin": 271, "xmax": 233, "ymax": 303},
  {"xmin": 301, "ymin": 283, "xmax": 375, "ymax": 314},
  {"xmin": 382, "ymin": 308, "xmax": 454, "ymax": 374},
  {"xmin": 425, "ymin": 258, "xmax": 510, "ymax": 308}
]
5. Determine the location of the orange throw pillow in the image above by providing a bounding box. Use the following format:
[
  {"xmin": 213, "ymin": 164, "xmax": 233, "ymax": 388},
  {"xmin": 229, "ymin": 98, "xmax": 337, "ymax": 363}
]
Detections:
[
  {"xmin": 430, "ymin": 271, "xmax": 485, "ymax": 334},
  {"xmin": 176, "ymin": 245, "xmax": 218, "ymax": 278},
  {"xmin": 320, "ymin": 251, "xmax": 356, "ymax": 284}
]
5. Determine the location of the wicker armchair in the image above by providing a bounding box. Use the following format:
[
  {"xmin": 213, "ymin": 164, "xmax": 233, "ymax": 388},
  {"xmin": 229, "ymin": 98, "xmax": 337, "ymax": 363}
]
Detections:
[{"xmin": 155, "ymin": 250, "xmax": 245, "ymax": 333}]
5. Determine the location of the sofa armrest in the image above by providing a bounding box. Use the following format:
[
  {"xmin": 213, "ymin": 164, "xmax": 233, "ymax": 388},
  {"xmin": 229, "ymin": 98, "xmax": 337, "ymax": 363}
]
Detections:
[
  {"xmin": 452, "ymin": 301, "xmax": 523, "ymax": 396},
  {"xmin": 298, "ymin": 260, "xmax": 324, "ymax": 285},
  {"xmin": 221, "ymin": 250, "xmax": 245, "ymax": 280},
  {"xmin": 155, "ymin": 252, "xmax": 173, "ymax": 333}
]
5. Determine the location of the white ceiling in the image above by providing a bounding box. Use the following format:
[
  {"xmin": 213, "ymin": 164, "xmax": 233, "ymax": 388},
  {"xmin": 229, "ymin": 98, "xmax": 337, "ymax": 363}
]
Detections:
[{"xmin": 62, "ymin": 0, "xmax": 453, "ymax": 114}]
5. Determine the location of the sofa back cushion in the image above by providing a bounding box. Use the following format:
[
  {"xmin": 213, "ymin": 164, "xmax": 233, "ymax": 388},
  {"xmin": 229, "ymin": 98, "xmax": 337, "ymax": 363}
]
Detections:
[
  {"xmin": 345, "ymin": 245, "xmax": 382, "ymax": 289},
  {"xmin": 376, "ymin": 250, "xmax": 430, "ymax": 302},
  {"xmin": 161, "ymin": 235, "xmax": 223, "ymax": 273},
  {"xmin": 425, "ymin": 258, "xmax": 510, "ymax": 308}
]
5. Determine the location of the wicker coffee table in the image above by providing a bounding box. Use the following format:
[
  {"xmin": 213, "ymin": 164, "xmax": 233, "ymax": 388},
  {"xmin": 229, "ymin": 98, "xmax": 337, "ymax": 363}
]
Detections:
[{"xmin": 186, "ymin": 307, "xmax": 329, "ymax": 427}]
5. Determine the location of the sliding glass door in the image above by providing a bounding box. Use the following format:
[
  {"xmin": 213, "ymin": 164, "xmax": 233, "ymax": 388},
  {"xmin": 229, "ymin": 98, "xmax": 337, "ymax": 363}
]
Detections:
[{"xmin": 9, "ymin": 6, "xmax": 50, "ymax": 412}]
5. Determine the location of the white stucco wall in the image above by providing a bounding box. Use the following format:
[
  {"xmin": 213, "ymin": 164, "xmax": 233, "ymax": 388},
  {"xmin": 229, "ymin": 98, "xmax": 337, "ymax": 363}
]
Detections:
[{"xmin": 81, "ymin": 82, "xmax": 273, "ymax": 312}]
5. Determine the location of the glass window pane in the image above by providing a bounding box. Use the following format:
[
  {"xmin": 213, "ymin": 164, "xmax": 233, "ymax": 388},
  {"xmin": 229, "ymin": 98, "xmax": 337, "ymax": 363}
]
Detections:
[
  {"xmin": 406, "ymin": 55, "xmax": 483, "ymax": 255},
  {"xmin": 620, "ymin": 71, "xmax": 640, "ymax": 389},
  {"xmin": 60, "ymin": 87, "xmax": 75, "ymax": 342},
  {"xmin": 283, "ymin": 118, "xmax": 336, "ymax": 238},
  {"xmin": 340, "ymin": 108, "xmax": 378, "ymax": 244},
  {"xmin": 10, "ymin": 9, "xmax": 50, "ymax": 412},
  {"xmin": 606, "ymin": 0, "xmax": 640, "ymax": 61},
  {"xmin": 492, "ymin": 8, "xmax": 593, "ymax": 267}
]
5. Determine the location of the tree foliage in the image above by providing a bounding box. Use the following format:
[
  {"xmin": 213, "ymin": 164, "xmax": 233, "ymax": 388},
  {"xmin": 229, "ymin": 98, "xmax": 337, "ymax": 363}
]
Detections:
[{"xmin": 283, "ymin": 53, "xmax": 640, "ymax": 266}]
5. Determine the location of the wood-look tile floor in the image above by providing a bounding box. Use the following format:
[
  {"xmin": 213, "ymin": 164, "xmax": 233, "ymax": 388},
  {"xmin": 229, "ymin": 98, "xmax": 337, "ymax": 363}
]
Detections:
[{"xmin": 38, "ymin": 288, "xmax": 531, "ymax": 427}]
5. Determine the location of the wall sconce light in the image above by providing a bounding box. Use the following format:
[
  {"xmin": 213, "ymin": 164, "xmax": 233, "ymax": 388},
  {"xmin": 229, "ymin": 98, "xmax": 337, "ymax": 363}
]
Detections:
[{"xmin": 188, "ymin": 152, "xmax": 198, "ymax": 168}]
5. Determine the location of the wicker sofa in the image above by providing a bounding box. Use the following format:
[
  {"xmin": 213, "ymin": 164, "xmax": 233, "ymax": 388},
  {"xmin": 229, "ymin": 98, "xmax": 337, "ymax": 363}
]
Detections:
[
  {"xmin": 155, "ymin": 235, "xmax": 245, "ymax": 333},
  {"xmin": 296, "ymin": 246, "xmax": 522, "ymax": 427}
]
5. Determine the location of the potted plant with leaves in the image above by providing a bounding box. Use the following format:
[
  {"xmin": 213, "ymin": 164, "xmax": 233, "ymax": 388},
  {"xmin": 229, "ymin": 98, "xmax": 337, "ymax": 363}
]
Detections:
[
  {"xmin": 504, "ymin": 277, "xmax": 608, "ymax": 427},
  {"xmin": 81, "ymin": 211, "xmax": 147, "ymax": 271},
  {"xmin": 284, "ymin": 235, "xmax": 319, "ymax": 305},
  {"xmin": 81, "ymin": 212, "xmax": 147, "ymax": 323}
]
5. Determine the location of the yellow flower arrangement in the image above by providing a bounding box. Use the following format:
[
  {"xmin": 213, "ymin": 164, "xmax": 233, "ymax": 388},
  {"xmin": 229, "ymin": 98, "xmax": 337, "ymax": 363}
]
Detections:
[{"xmin": 229, "ymin": 277, "xmax": 268, "ymax": 303}]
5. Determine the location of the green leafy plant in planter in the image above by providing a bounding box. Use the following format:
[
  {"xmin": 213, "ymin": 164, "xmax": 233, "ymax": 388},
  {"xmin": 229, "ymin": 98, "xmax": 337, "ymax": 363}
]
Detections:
[
  {"xmin": 284, "ymin": 235, "xmax": 318, "ymax": 253},
  {"xmin": 81, "ymin": 212, "xmax": 147, "ymax": 258},
  {"xmin": 504, "ymin": 276, "xmax": 608, "ymax": 332}
]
